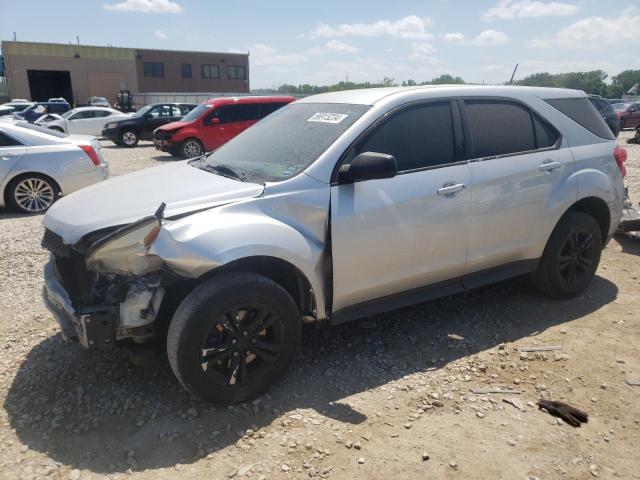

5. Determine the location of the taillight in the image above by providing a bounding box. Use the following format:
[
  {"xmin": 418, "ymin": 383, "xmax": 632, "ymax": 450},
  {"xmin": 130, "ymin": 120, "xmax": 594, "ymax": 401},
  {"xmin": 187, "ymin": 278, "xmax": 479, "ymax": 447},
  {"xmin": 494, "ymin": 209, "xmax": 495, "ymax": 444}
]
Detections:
[
  {"xmin": 614, "ymin": 145, "xmax": 627, "ymax": 178},
  {"xmin": 79, "ymin": 145, "xmax": 101, "ymax": 166}
]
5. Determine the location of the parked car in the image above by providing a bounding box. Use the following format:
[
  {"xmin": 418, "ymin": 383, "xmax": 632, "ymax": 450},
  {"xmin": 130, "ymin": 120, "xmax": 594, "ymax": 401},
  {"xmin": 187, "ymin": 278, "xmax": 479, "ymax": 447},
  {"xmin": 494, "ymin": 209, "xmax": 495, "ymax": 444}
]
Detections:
[
  {"xmin": 588, "ymin": 94, "xmax": 620, "ymax": 137},
  {"xmin": 17, "ymin": 101, "xmax": 71, "ymax": 122},
  {"xmin": 616, "ymin": 102, "xmax": 640, "ymax": 130},
  {"xmin": 153, "ymin": 96, "xmax": 296, "ymax": 158},
  {"xmin": 42, "ymin": 86, "xmax": 625, "ymax": 404},
  {"xmin": 0, "ymin": 121, "xmax": 109, "ymax": 214},
  {"xmin": 102, "ymin": 103, "xmax": 197, "ymax": 147},
  {"xmin": 88, "ymin": 96, "xmax": 111, "ymax": 107},
  {"xmin": 0, "ymin": 106, "xmax": 15, "ymax": 117},
  {"xmin": 2, "ymin": 99, "xmax": 34, "ymax": 113},
  {"xmin": 37, "ymin": 106, "xmax": 128, "ymax": 136}
]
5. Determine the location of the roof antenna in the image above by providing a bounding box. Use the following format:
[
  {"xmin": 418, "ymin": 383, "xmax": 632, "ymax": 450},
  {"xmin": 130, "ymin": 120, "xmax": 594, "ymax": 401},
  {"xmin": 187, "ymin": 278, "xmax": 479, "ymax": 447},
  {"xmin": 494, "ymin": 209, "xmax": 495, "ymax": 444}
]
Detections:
[{"xmin": 509, "ymin": 63, "xmax": 519, "ymax": 85}]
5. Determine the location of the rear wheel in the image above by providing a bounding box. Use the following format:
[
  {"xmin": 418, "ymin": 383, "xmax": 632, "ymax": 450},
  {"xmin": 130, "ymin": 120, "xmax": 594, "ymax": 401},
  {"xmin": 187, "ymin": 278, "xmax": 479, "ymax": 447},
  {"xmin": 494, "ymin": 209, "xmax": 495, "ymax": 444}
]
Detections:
[
  {"xmin": 167, "ymin": 272, "xmax": 301, "ymax": 404},
  {"xmin": 531, "ymin": 212, "xmax": 602, "ymax": 298},
  {"xmin": 120, "ymin": 129, "xmax": 139, "ymax": 147},
  {"xmin": 181, "ymin": 138, "xmax": 204, "ymax": 158},
  {"xmin": 8, "ymin": 173, "xmax": 60, "ymax": 214}
]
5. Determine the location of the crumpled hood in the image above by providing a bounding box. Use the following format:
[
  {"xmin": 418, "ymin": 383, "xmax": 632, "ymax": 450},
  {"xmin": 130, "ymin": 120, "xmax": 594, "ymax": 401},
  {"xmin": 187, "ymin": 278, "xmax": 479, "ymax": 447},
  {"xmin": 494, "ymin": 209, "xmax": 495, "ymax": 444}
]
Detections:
[
  {"xmin": 44, "ymin": 161, "xmax": 264, "ymax": 244},
  {"xmin": 156, "ymin": 120, "xmax": 190, "ymax": 132}
]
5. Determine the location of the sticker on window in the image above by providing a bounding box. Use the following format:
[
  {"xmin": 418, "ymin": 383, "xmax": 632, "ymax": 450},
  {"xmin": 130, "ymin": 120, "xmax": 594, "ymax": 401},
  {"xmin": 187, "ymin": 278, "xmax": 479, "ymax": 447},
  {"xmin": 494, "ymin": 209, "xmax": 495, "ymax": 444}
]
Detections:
[{"xmin": 307, "ymin": 112, "xmax": 349, "ymax": 124}]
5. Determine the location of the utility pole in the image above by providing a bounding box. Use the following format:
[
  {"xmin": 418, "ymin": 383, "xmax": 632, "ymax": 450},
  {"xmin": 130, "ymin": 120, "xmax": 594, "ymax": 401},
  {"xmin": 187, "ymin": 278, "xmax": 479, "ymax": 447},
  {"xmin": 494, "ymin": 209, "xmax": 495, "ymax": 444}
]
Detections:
[
  {"xmin": 13, "ymin": 32, "xmax": 16, "ymax": 41},
  {"xmin": 509, "ymin": 63, "xmax": 519, "ymax": 85},
  {"xmin": 76, "ymin": 36, "xmax": 80, "ymax": 45}
]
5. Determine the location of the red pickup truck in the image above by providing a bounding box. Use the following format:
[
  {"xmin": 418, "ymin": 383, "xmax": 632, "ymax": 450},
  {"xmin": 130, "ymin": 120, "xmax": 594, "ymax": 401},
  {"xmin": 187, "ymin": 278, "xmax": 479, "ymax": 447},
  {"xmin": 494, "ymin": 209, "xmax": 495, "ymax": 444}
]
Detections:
[{"xmin": 153, "ymin": 96, "xmax": 295, "ymax": 158}]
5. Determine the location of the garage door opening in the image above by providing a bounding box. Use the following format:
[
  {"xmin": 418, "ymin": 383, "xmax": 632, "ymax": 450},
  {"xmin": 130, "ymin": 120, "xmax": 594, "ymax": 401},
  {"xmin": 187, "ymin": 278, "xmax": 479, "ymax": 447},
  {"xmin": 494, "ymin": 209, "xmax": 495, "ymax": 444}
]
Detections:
[{"xmin": 27, "ymin": 70, "xmax": 73, "ymax": 103}]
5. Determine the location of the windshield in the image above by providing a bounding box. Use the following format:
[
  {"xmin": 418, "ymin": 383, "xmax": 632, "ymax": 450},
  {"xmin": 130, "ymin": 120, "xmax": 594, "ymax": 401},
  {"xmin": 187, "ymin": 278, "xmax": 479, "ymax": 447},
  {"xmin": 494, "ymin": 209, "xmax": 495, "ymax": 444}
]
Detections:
[
  {"xmin": 133, "ymin": 105, "xmax": 154, "ymax": 117},
  {"xmin": 181, "ymin": 103, "xmax": 210, "ymax": 122},
  {"xmin": 198, "ymin": 103, "xmax": 369, "ymax": 183}
]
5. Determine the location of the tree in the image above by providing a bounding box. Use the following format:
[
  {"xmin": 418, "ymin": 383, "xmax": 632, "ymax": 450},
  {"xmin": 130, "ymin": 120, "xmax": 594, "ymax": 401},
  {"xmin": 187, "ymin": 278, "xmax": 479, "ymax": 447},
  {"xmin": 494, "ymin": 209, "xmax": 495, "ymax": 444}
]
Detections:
[
  {"xmin": 516, "ymin": 70, "xmax": 607, "ymax": 94},
  {"xmin": 607, "ymin": 70, "xmax": 640, "ymax": 98}
]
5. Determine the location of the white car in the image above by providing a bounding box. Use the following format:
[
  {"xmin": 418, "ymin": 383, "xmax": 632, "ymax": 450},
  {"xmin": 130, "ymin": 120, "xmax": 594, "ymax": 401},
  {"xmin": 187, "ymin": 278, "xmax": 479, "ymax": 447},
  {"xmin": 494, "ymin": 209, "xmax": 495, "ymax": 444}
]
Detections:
[
  {"xmin": 39, "ymin": 107, "xmax": 128, "ymax": 137},
  {"xmin": 0, "ymin": 121, "xmax": 109, "ymax": 213}
]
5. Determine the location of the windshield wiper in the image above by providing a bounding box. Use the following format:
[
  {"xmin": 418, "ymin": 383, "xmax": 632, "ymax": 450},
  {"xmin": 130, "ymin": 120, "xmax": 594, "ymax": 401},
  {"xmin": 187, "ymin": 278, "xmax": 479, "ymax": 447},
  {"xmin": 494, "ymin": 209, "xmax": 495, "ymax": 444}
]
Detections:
[{"xmin": 203, "ymin": 164, "xmax": 247, "ymax": 181}]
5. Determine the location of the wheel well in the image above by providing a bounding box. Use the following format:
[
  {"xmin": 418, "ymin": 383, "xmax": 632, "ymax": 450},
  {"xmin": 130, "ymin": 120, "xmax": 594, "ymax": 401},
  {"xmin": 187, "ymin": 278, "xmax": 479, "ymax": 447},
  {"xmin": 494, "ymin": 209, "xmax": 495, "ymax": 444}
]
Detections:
[
  {"xmin": 154, "ymin": 256, "xmax": 317, "ymax": 349},
  {"xmin": 211, "ymin": 256, "xmax": 316, "ymax": 317},
  {"xmin": 4, "ymin": 172, "xmax": 62, "ymax": 207},
  {"xmin": 567, "ymin": 197, "xmax": 610, "ymax": 240}
]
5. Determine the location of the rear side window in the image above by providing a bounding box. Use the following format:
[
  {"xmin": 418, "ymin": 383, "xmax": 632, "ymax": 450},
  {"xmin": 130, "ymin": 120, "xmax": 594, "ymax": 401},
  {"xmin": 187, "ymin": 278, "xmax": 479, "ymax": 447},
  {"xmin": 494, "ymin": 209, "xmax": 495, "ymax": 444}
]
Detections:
[
  {"xmin": 214, "ymin": 104, "xmax": 260, "ymax": 124},
  {"xmin": 259, "ymin": 102, "xmax": 288, "ymax": 118},
  {"xmin": 356, "ymin": 102, "xmax": 455, "ymax": 171},
  {"xmin": 545, "ymin": 97, "xmax": 614, "ymax": 140},
  {"xmin": 532, "ymin": 114, "xmax": 559, "ymax": 149},
  {"xmin": 0, "ymin": 131, "xmax": 22, "ymax": 146},
  {"xmin": 465, "ymin": 100, "xmax": 536, "ymax": 158}
]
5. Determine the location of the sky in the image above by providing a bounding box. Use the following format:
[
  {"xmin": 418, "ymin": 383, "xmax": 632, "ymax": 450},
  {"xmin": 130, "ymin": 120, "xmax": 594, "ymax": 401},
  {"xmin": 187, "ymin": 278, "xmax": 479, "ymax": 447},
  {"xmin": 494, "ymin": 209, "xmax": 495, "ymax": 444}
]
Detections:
[{"xmin": 0, "ymin": 0, "xmax": 638, "ymax": 89}]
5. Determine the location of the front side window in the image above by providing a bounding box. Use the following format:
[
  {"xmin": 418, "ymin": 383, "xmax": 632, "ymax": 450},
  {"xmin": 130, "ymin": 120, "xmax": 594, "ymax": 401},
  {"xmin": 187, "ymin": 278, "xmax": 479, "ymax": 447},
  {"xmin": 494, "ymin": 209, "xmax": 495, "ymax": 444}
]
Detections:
[
  {"xmin": 151, "ymin": 105, "xmax": 181, "ymax": 118},
  {"xmin": 181, "ymin": 63, "xmax": 192, "ymax": 78},
  {"xmin": 228, "ymin": 65, "xmax": 246, "ymax": 80},
  {"xmin": 199, "ymin": 103, "xmax": 369, "ymax": 183},
  {"xmin": 355, "ymin": 102, "xmax": 455, "ymax": 171},
  {"xmin": 465, "ymin": 100, "xmax": 536, "ymax": 158},
  {"xmin": 211, "ymin": 104, "xmax": 259, "ymax": 124},
  {"xmin": 143, "ymin": 62, "xmax": 164, "ymax": 78},
  {"xmin": 70, "ymin": 110, "xmax": 96, "ymax": 120},
  {"xmin": 201, "ymin": 64, "xmax": 219, "ymax": 79}
]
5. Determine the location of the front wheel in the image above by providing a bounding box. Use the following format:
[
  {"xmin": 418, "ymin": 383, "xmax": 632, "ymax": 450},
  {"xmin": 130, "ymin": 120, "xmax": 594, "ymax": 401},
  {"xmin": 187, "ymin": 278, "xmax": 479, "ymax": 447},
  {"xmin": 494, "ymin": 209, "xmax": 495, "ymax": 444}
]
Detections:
[
  {"xmin": 119, "ymin": 129, "xmax": 139, "ymax": 147},
  {"xmin": 167, "ymin": 272, "xmax": 301, "ymax": 404},
  {"xmin": 531, "ymin": 212, "xmax": 602, "ymax": 298},
  {"xmin": 181, "ymin": 138, "xmax": 204, "ymax": 158}
]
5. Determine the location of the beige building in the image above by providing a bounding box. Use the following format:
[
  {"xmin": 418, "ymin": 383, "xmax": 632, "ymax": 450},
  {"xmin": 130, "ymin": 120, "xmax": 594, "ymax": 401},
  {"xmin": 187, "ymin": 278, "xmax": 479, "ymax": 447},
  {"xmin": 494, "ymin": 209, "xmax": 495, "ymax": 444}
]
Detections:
[{"xmin": 1, "ymin": 41, "xmax": 249, "ymax": 105}]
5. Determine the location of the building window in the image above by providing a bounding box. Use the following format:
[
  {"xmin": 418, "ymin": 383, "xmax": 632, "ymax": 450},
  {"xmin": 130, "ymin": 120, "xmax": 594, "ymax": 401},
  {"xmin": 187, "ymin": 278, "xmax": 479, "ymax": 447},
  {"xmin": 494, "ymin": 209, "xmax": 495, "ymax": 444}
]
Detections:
[
  {"xmin": 228, "ymin": 65, "xmax": 246, "ymax": 80},
  {"xmin": 201, "ymin": 64, "xmax": 219, "ymax": 79},
  {"xmin": 181, "ymin": 63, "xmax": 192, "ymax": 78},
  {"xmin": 143, "ymin": 62, "xmax": 164, "ymax": 78}
]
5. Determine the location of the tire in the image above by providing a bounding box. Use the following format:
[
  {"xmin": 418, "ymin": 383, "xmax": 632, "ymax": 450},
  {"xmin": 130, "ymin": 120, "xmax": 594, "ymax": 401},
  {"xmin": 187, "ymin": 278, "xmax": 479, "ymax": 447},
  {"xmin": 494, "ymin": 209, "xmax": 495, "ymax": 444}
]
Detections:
[
  {"xmin": 180, "ymin": 138, "xmax": 204, "ymax": 158},
  {"xmin": 119, "ymin": 129, "xmax": 139, "ymax": 147},
  {"xmin": 531, "ymin": 211, "xmax": 602, "ymax": 298},
  {"xmin": 8, "ymin": 173, "xmax": 60, "ymax": 214},
  {"xmin": 620, "ymin": 120, "xmax": 626, "ymax": 130},
  {"xmin": 167, "ymin": 272, "xmax": 301, "ymax": 404}
]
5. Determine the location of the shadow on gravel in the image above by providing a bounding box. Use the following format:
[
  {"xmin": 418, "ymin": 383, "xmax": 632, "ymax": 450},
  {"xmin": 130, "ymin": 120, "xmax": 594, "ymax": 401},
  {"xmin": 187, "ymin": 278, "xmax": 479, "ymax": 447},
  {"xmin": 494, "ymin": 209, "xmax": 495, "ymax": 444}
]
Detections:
[
  {"xmin": 4, "ymin": 275, "xmax": 618, "ymax": 474},
  {"xmin": 614, "ymin": 233, "xmax": 640, "ymax": 256}
]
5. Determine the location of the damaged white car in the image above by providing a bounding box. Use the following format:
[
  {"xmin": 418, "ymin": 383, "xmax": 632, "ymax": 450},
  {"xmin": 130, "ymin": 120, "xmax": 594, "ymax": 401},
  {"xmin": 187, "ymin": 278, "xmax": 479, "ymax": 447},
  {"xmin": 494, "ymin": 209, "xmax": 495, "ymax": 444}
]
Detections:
[{"xmin": 42, "ymin": 86, "xmax": 625, "ymax": 404}]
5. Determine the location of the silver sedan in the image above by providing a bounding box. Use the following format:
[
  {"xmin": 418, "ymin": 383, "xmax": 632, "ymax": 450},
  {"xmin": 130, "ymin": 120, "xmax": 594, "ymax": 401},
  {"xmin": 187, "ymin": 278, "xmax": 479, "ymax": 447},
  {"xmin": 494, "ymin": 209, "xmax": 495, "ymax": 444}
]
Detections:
[{"xmin": 0, "ymin": 121, "xmax": 109, "ymax": 214}]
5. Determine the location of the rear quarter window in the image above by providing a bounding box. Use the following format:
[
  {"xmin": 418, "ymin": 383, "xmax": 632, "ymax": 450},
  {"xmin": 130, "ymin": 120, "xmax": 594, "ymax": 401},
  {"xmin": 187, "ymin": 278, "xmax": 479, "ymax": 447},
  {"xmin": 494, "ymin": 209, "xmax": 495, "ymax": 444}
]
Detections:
[{"xmin": 545, "ymin": 97, "xmax": 614, "ymax": 140}]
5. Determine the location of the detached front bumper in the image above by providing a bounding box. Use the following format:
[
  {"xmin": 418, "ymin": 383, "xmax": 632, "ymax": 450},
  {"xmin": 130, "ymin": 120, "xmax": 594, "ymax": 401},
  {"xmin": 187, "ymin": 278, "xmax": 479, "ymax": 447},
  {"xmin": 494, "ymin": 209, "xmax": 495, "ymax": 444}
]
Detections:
[{"xmin": 43, "ymin": 257, "xmax": 117, "ymax": 347}]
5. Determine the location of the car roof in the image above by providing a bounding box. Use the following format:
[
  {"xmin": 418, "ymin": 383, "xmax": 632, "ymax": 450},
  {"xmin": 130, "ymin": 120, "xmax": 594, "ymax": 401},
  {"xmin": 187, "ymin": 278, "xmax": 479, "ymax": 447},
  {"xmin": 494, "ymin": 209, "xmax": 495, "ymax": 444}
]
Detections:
[
  {"xmin": 295, "ymin": 85, "xmax": 587, "ymax": 105},
  {"xmin": 71, "ymin": 106, "xmax": 116, "ymax": 111},
  {"xmin": 204, "ymin": 96, "xmax": 295, "ymax": 107},
  {"xmin": 148, "ymin": 102, "xmax": 197, "ymax": 106}
]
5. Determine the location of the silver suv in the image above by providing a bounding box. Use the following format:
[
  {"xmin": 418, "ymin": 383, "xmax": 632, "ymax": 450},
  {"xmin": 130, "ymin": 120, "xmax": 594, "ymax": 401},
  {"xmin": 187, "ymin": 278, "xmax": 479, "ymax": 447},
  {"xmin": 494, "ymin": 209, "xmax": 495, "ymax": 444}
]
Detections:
[{"xmin": 42, "ymin": 86, "xmax": 626, "ymax": 404}]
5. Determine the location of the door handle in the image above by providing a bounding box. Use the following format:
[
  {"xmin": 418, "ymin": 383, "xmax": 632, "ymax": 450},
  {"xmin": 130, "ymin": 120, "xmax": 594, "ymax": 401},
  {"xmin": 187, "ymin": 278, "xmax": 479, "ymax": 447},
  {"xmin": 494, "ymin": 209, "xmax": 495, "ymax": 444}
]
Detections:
[
  {"xmin": 437, "ymin": 183, "xmax": 467, "ymax": 196},
  {"xmin": 539, "ymin": 161, "xmax": 561, "ymax": 172}
]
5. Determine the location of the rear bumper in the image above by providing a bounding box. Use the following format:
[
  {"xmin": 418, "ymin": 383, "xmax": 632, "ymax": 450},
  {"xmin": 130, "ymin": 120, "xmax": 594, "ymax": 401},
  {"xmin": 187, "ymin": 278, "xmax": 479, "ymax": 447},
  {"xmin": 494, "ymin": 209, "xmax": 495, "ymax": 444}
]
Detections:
[{"xmin": 43, "ymin": 257, "xmax": 117, "ymax": 347}]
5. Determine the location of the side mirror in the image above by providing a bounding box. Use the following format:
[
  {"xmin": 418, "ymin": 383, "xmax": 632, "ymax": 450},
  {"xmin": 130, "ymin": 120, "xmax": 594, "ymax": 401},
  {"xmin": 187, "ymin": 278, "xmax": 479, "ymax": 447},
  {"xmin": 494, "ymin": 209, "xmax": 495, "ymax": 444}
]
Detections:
[{"xmin": 338, "ymin": 152, "xmax": 398, "ymax": 183}]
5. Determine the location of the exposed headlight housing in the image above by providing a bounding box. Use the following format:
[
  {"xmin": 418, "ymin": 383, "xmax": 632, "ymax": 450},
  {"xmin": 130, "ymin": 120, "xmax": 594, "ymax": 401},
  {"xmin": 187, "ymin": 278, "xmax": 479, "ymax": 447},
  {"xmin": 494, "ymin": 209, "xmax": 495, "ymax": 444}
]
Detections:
[
  {"xmin": 86, "ymin": 216, "xmax": 163, "ymax": 275},
  {"xmin": 105, "ymin": 122, "xmax": 118, "ymax": 129}
]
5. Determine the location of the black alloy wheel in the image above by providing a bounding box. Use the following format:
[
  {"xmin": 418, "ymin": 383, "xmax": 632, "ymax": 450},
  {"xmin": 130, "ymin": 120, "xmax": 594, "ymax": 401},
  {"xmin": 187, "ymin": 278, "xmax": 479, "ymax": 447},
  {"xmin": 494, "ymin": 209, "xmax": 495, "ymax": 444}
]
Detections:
[{"xmin": 557, "ymin": 228, "xmax": 597, "ymax": 290}]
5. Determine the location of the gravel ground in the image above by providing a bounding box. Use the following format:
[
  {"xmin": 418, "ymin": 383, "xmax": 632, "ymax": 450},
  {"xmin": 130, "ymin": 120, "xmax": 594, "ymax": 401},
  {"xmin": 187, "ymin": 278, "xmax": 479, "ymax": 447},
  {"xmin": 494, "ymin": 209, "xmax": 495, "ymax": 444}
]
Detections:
[{"xmin": 1, "ymin": 135, "xmax": 639, "ymax": 480}]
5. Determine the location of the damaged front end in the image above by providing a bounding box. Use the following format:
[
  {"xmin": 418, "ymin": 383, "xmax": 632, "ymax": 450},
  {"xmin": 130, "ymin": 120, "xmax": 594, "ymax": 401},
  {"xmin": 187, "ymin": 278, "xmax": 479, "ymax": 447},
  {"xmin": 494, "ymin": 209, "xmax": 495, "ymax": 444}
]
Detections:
[{"xmin": 42, "ymin": 204, "xmax": 173, "ymax": 348}]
